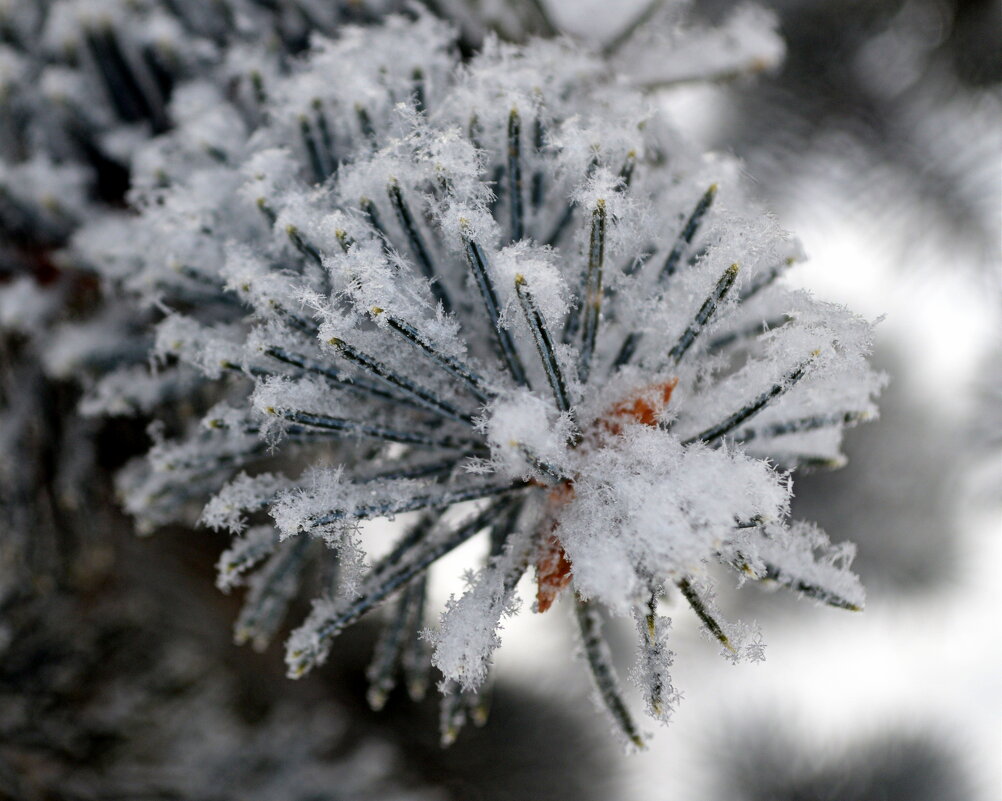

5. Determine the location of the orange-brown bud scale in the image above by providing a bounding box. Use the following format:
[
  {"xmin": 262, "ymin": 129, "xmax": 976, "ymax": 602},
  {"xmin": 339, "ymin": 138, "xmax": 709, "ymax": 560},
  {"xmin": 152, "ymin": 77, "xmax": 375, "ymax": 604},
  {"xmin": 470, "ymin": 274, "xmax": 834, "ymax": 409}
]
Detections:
[{"xmin": 534, "ymin": 378, "xmax": 678, "ymax": 611}]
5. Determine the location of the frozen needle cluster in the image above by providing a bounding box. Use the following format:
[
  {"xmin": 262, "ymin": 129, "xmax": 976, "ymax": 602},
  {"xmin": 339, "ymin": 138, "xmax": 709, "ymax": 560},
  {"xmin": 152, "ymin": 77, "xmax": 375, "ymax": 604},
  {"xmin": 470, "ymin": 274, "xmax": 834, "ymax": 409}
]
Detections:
[
  {"xmin": 77, "ymin": 12, "xmax": 884, "ymax": 748},
  {"xmin": 0, "ymin": 0, "xmax": 415, "ymax": 584}
]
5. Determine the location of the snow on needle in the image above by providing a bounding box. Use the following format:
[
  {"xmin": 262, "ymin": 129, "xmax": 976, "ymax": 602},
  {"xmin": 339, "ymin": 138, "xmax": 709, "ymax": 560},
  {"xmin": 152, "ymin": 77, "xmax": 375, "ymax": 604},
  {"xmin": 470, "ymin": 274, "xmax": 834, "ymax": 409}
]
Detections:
[{"xmin": 76, "ymin": 12, "xmax": 883, "ymax": 750}]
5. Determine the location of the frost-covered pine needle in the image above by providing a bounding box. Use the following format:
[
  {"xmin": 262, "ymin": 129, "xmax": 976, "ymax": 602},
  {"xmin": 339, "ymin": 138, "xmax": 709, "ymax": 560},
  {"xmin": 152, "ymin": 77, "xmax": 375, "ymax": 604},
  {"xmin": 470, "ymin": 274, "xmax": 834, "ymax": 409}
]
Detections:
[{"xmin": 75, "ymin": 11, "xmax": 884, "ymax": 749}]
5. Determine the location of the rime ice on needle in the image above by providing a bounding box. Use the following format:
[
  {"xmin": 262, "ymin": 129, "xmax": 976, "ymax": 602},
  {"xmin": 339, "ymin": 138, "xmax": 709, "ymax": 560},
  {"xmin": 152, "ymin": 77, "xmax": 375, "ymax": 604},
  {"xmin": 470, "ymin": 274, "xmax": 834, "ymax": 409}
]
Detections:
[{"xmin": 77, "ymin": 12, "xmax": 884, "ymax": 749}]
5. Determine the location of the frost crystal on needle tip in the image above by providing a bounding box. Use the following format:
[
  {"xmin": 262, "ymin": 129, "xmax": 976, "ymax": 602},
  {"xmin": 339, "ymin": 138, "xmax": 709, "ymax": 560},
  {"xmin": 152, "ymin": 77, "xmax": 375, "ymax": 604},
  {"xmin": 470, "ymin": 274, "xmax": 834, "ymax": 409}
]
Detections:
[{"xmin": 79, "ymin": 11, "xmax": 883, "ymax": 748}]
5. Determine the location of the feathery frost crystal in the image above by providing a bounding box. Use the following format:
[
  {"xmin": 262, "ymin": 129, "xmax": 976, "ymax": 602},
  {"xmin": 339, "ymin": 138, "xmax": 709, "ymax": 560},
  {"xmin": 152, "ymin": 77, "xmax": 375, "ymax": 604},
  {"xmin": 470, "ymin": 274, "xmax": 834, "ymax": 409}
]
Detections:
[{"xmin": 77, "ymin": 12, "xmax": 883, "ymax": 748}]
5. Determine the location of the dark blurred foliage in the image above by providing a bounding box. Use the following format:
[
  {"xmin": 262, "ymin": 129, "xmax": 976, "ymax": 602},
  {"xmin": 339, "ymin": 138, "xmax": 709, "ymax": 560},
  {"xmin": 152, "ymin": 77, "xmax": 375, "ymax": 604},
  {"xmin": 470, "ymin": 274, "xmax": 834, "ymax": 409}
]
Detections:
[
  {"xmin": 713, "ymin": 717, "xmax": 974, "ymax": 801},
  {"xmin": 0, "ymin": 520, "xmax": 447, "ymax": 801},
  {"xmin": 0, "ymin": 341, "xmax": 102, "ymax": 596},
  {"xmin": 697, "ymin": 0, "xmax": 1001, "ymax": 273},
  {"xmin": 321, "ymin": 631, "xmax": 620, "ymax": 801},
  {"xmin": 0, "ymin": 508, "xmax": 616, "ymax": 801}
]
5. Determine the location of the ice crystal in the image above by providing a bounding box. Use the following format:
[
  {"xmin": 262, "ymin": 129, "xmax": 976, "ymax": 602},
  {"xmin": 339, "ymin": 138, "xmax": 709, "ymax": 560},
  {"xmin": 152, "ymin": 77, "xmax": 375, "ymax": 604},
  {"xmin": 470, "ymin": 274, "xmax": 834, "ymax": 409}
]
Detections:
[{"xmin": 77, "ymin": 11, "xmax": 883, "ymax": 748}]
